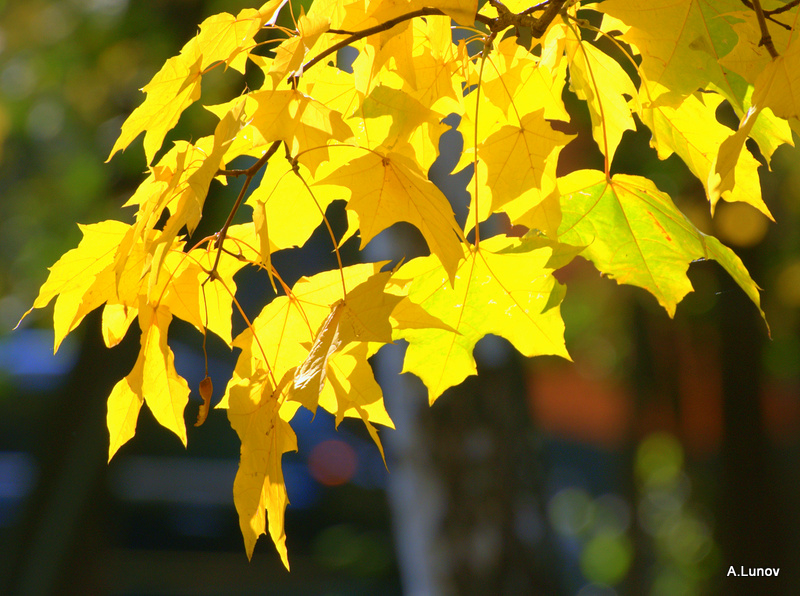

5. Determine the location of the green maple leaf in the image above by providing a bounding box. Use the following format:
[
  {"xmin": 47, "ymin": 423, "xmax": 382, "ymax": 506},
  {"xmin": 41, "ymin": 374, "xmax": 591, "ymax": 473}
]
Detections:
[{"xmin": 554, "ymin": 170, "xmax": 766, "ymax": 325}]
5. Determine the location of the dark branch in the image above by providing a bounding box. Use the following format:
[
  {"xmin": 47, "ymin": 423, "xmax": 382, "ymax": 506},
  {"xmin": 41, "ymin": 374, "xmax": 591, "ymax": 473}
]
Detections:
[
  {"xmin": 741, "ymin": 0, "xmax": 795, "ymax": 32},
  {"xmin": 765, "ymin": 0, "xmax": 800, "ymax": 16},
  {"xmin": 210, "ymin": 139, "xmax": 282, "ymax": 276},
  {"xmin": 750, "ymin": 0, "xmax": 780, "ymax": 58},
  {"xmin": 293, "ymin": 1, "xmax": 567, "ymax": 85},
  {"xmin": 296, "ymin": 8, "xmax": 492, "ymax": 81}
]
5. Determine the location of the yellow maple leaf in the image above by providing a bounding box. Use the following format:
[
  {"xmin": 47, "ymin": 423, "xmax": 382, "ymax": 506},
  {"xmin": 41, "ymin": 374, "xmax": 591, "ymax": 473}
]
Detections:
[
  {"xmin": 337, "ymin": 270, "xmax": 403, "ymax": 344},
  {"xmin": 496, "ymin": 157, "xmax": 561, "ymax": 237},
  {"xmin": 394, "ymin": 236, "xmax": 572, "ymax": 403},
  {"xmin": 388, "ymin": 295, "xmax": 457, "ymax": 334},
  {"xmin": 297, "ymin": 64, "xmax": 444, "ymax": 169},
  {"xmin": 226, "ymin": 371, "xmax": 296, "ymax": 567},
  {"xmin": 315, "ymin": 150, "xmax": 464, "ymax": 282},
  {"xmin": 106, "ymin": 371, "xmax": 144, "ymax": 463},
  {"xmin": 556, "ymin": 170, "xmax": 766, "ymax": 322},
  {"xmin": 101, "ymin": 303, "xmax": 138, "ymax": 348},
  {"xmin": 564, "ymin": 25, "xmax": 637, "ymax": 163},
  {"xmin": 112, "ymin": 103, "xmax": 244, "ymax": 301},
  {"xmin": 244, "ymin": 161, "xmax": 340, "ymax": 254},
  {"xmin": 461, "ymin": 55, "xmax": 567, "ymax": 225},
  {"xmin": 404, "ymin": 16, "xmax": 463, "ymax": 114},
  {"xmin": 298, "ymin": 61, "xmax": 360, "ymax": 115},
  {"xmin": 161, "ymin": 245, "xmax": 246, "ymax": 346},
  {"xmin": 107, "ymin": 304, "xmax": 190, "ymax": 461},
  {"xmin": 289, "ymin": 300, "xmax": 345, "ymax": 413},
  {"xmin": 352, "ymin": 23, "xmax": 417, "ymax": 95},
  {"xmin": 321, "ymin": 343, "xmax": 395, "ymax": 463},
  {"xmin": 78, "ymin": 228, "xmax": 178, "ymax": 325},
  {"xmin": 599, "ymin": 0, "xmax": 748, "ymax": 106},
  {"xmin": 640, "ymin": 86, "xmax": 772, "ymax": 218},
  {"xmin": 718, "ymin": 4, "xmax": 797, "ymax": 86},
  {"xmin": 108, "ymin": 2, "xmax": 283, "ymax": 164},
  {"xmin": 354, "ymin": 84, "xmax": 445, "ymax": 153},
  {"xmin": 231, "ymin": 264, "xmax": 389, "ymax": 400},
  {"xmin": 480, "ymin": 36, "xmax": 570, "ymax": 124},
  {"xmin": 20, "ymin": 220, "xmax": 130, "ymax": 352},
  {"xmin": 211, "ymin": 89, "xmax": 352, "ymax": 174},
  {"xmin": 138, "ymin": 305, "xmax": 191, "ymax": 444},
  {"xmin": 108, "ymin": 54, "xmax": 203, "ymax": 166},
  {"xmin": 269, "ymin": 11, "xmax": 331, "ymax": 83},
  {"xmin": 306, "ymin": 0, "xmax": 363, "ymax": 31},
  {"xmin": 477, "ymin": 109, "xmax": 573, "ymax": 213},
  {"xmin": 752, "ymin": 36, "xmax": 800, "ymax": 122},
  {"xmin": 710, "ymin": 95, "xmax": 794, "ymax": 208},
  {"xmin": 288, "ymin": 270, "xmax": 402, "ymax": 412}
]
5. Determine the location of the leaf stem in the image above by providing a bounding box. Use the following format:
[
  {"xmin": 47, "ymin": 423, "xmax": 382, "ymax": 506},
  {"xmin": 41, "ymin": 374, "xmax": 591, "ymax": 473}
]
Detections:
[
  {"xmin": 284, "ymin": 146, "xmax": 348, "ymax": 297},
  {"xmin": 471, "ymin": 32, "xmax": 496, "ymax": 249},
  {"xmin": 566, "ymin": 20, "xmax": 610, "ymax": 175}
]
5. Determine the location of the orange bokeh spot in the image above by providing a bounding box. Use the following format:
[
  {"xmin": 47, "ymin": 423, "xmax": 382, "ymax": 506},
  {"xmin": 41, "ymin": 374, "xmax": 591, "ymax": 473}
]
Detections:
[{"xmin": 308, "ymin": 439, "xmax": 358, "ymax": 486}]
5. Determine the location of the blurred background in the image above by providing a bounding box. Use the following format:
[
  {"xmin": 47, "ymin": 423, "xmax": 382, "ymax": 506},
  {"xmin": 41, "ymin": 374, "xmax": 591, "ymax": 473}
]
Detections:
[{"xmin": 2, "ymin": 1, "xmax": 800, "ymax": 594}]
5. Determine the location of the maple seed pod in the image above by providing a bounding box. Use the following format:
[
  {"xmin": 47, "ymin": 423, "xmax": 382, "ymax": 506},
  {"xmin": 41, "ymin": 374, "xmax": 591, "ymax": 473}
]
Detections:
[{"xmin": 195, "ymin": 376, "xmax": 213, "ymax": 427}]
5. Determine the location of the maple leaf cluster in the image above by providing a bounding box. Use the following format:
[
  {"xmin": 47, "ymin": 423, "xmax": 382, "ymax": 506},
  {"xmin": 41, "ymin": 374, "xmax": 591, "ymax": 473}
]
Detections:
[{"xmin": 21, "ymin": 0, "xmax": 798, "ymax": 567}]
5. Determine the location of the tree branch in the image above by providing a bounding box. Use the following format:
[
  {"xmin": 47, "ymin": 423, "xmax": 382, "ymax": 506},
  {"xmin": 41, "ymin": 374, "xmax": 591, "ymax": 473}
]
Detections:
[
  {"xmin": 210, "ymin": 140, "xmax": 282, "ymax": 277},
  {"xmin": 751, "ymin": 0, "xmax": 780, "ymax": 58},
  {"xmin": 764, "ymin": 0, "xmax": 800, "ymax": 16},
  {"xmin": 296, "ymin": 8, "xmax": 488, "ymax": 80},
  {"xmin": 488, "ymin": 0, "xmax": 568, "ymax": 37},
  {"xmin": 294, "ymin": 1, "xmax": 568, "ymax": 84}
]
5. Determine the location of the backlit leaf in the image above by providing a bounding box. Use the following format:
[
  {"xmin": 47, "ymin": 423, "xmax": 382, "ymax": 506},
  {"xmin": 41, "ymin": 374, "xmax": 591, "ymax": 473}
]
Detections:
[
  {"xmin": 752, "ymin": 36, "xmax": 800, "ymax": 121},
  {"xmin": 639, "ymin": 86, "xmax": 771, "ymax": 217},
  {"xmin": 555, "ymin": 170, "xmax": 765, "ymax": 322},
  {"xmin": 316, "ymin": 150, "xmax": 464, "ymax": 281},
  {"xmin": 107, "ymin": 304, "xmax": 190, "ymax": 460},
  {"xmin": 477, "ymin": 109, "xmax": 573, "ymax": 213},
  {"xmin": 108, "ymin": 2, "xmax": 283, "ymax": 163},
  {"xmin": 564, "ymin": 25, "xmax": 637, "ymax": 163},
  {"xmin": 23, "ymin": 220, "xmax": 130, "ymax": 352},
  {"xmin": 599, "ymin": 0, "xmax": 747, "ymax": 106},
  {"xmin": 395, "ymin": 236, "xmax": 573, "ymax": 403},
  {"xmin": 322, "ymin": 343, "xmax": 394, "ymax": 462},
  {"xmin": 288, "ymin": 300, "xmax": 345, "ymax": 413},
  {"xmin": 227, "ymin": 371, "xmax": 297, "ymax": 567}
]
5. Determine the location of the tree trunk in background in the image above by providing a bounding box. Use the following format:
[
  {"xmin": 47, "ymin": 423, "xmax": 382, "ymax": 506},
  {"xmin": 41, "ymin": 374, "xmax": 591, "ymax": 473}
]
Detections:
[
  {"xmin": 380, "ymin": 338, "xmax": 559, "ymax": 596},
  {"xmin": 3, "ymin": 311, "xmax": 138, "ymax": 595},
  {"xmin": 718, "ymin": 252, "xmax": 789, "ymax": 595}
]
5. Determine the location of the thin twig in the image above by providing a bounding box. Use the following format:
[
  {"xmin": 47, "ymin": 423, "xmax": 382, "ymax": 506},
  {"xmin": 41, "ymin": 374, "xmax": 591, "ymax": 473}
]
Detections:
[
  {"xmin": 210, "ymin": 140, "xmax": 282, "ymax": 277},
  {"xmin": 741, "ymin": 0, "xmax": 795, "ymax": 28},
  {"xmin": 763, "ymin": 0, "xmax": 800, "ymax": 16},
  {"xmin": 296, "ymin": 8, "xmax": 492, "ymax": 81},
  {"xmin": 284, "ymin": 146, "xmax": 348, "ymax": 297},
  {"xmin": 295, "ymin": 1, "xmax": 568, "ymax": 84},
  {"xmin": 752, "ymin": 0, "xmax": 780, "ymax": 58}
]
